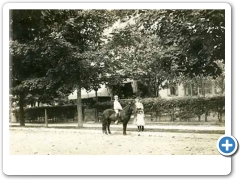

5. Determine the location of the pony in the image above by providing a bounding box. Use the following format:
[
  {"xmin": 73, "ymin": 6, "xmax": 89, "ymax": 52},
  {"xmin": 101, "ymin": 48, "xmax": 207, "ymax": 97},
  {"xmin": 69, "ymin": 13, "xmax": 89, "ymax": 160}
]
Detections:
[{"xmin": 102, "ymin": 101, "xmax": 135, "ymax": 135}]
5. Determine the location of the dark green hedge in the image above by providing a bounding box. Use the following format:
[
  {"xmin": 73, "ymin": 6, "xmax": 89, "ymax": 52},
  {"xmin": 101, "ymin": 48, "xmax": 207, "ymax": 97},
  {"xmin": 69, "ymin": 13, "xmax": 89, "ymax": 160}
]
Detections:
[
  {"xmin": 12, "ymin": 96, "xmax": 224, "ymax": 123},
  {"xmin": 13, "ymin": 105, "xmax": 82, "ymax": 123},
  {"xmin": 95, "ymin": 96, "xmax": 225, "ymax": 122},
  {"xmin": 93, "ymin": 99, "xmax": 133, "ymax": 112}
]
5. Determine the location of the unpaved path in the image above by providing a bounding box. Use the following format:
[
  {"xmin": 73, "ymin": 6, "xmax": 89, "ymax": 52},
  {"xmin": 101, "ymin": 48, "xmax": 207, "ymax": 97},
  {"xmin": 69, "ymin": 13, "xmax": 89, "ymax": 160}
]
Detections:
[{"xmin": 9, "ymin": 128, "xmax": 221, "ymax": 155}]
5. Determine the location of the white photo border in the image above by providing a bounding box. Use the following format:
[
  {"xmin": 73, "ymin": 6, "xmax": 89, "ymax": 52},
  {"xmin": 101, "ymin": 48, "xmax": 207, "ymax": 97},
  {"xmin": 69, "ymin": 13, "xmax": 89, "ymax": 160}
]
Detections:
[{"xmin": 3, "ymin": 2, "xmax": 231, "ymax": 175}]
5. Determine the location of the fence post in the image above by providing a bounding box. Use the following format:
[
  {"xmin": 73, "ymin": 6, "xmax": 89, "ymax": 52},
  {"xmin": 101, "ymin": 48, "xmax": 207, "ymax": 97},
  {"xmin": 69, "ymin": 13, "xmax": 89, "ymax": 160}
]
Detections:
[{"xmin": 45, "ymin": 109, "xmax": 48, "ymax": 127}]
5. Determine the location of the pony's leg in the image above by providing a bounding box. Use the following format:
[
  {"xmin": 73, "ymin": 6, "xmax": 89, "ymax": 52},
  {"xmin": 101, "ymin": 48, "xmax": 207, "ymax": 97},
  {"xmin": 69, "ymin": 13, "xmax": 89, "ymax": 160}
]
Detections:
[
  {"xmin": 123, "ymin": 121, "xmax": 128, "ymax": 135},
  {"xmin": 107, "ymin": 120, "xmax": 111, "ymax": 134},
  {"xmin": 102, "ymin": 120, "xmax": 108, "ymax": 135}
]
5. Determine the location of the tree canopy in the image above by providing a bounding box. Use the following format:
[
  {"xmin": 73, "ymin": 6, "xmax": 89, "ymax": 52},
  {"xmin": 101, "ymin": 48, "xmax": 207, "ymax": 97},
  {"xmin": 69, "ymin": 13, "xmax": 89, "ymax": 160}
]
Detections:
[
  {"xmin": 10, "ymin": 10, "xmax": 118, "ymax": 126},
  {"xmin": 9, "ymin": 9, "xmax": 225, "ymax": 125},
  {"xmin": 106, "ymin": 9, "xmax": 225, "ymax": 96}
]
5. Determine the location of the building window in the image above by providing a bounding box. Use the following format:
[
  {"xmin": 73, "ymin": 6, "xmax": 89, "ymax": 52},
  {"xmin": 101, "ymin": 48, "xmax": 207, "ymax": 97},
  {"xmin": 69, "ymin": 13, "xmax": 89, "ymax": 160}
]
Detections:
[
  {"xmin": 168, "ymin": 85, "xmax": 178, "ymax": 96},
  {"xmin": 184, "ymin": 81, "xmax": 213, "ymax": 96},
  {"xmin": 205, "ymin": 82, "xmax": 212, "ymax": 94},
  {"xmin": 184, "ymin": 84, "xmax": 198, "ymax": 96},
  {"xmin": 199, "ymin": 81, "xmax": 212, "ymax": 96}
]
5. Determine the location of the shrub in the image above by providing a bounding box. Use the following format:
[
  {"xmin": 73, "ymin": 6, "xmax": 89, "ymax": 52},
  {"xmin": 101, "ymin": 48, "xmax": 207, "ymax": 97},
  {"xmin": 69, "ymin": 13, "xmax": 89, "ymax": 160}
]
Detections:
[
  {"xmin": 12, "ymin": 105, "xmax": 85, "ymax": 123},
  {"xmin": 95, "ymin": 96, "xmax": 225, "ymax": 122},
  {"xmin": 94, "ymin": 99, "xmax": 134, "ymax": 112},
  {"xmin": 12, "ymin": 96, "xmax": 224, "ymax": 123}
]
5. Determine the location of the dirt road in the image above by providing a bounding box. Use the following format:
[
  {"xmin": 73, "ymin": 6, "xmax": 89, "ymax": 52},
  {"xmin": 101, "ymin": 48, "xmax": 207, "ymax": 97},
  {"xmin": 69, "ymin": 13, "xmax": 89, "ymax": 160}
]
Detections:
[{"xmin": 9, "ymin": 128, "xmax": 221, "ymax": 155}]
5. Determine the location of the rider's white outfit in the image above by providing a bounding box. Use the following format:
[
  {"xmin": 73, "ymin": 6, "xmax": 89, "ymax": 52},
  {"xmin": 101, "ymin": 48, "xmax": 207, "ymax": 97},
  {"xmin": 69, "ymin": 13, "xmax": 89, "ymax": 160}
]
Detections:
[{"xmin": 114, "ymin": 100, "xmax": 123, "ymax": 114}]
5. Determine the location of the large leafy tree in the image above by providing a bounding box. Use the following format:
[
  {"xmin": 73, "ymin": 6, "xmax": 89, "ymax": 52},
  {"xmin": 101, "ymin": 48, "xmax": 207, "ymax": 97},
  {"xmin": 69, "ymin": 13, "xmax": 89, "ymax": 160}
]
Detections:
[
  {"xmin": 106, "ymin": 9, "xmax": 225, "ymax": 97},
  {"xmin": 10, "ymin": 10, "xmax": 57, "ymax": 126},
  {"xmin": 10, "ymin": 10, "xmax": 117, "ymax": 127},
  {"xmin": 107, "ymin": 24, "xmax": 180, "ymax": 97},
  {"xmin": 136, "ymin": 9, "xmax": 225, "ymax": 78},
  {"xmin": 42, "ymin": 10, "xmax": 117, "ymax": 127}
]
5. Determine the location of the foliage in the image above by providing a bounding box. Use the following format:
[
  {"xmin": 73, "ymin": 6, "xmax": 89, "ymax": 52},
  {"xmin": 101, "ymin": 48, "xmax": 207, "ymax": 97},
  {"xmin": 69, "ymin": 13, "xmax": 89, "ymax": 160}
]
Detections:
[
  {"xmin": 12, "ymin": 96, "xmax": 224, "ymax": 122},
  {"xmin": 9, "ymin": 10, "xmax": 119, "ymax": 126},
  {"xmin": 135, "ymin": 9, "xmax": 225, "ymax": 78},
  {"xmin": 106, "ymin": 10, "xmax": 225, "ymax": 97},
  {"xmin": 94, "ymin": 99, "xmax": 134, "ymax": 112},
  {"xmin": 9, "ymin": 10, "xmax": 225, "ymax": 125},
  {"xmin": 12, "ymin": 105, "xmax": 83, "ymax": 122},
  {"xmin": 95, "ymin": 96, "xmax": 225, "ymax": 122}
]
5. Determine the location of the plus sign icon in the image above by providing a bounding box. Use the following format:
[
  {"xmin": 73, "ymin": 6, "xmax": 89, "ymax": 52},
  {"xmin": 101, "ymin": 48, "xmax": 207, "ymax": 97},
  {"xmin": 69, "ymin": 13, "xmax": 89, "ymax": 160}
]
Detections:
[{"xmin": 217, "ymin": 135, "xmax": 238, "ymax": 156}]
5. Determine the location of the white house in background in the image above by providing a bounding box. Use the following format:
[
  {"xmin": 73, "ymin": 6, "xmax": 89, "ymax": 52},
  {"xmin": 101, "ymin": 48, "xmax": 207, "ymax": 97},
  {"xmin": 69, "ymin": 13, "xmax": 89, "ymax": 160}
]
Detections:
[
  {"xmin": 67, "ymin": 78, "xmax": 223, "ymax": 100},
  {"xmin": 68, "ymin": 84, "xmax": 112, "ymax": 100},
  {"xmin": 67, "ymin": 79, "xmax": 138, "ymax": 100},
  {"xmin": 159, "ymin": 80, "xmax": 224, "ymax": 98}
]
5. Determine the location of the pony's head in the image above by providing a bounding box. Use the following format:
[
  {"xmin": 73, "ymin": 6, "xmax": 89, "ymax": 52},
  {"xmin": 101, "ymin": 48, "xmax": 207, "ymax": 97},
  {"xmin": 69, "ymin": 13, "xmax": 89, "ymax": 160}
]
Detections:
[{"xmin": 126, "ymin": 101, "xmax": 136, "ymax": 115}]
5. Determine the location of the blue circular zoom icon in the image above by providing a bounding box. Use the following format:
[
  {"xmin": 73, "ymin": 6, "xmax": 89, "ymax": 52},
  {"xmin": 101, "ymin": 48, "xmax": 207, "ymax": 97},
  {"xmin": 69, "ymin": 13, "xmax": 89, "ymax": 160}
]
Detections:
[{"xmin": 217, "ymin": 135, "xmax": 238, "ymax": 156}]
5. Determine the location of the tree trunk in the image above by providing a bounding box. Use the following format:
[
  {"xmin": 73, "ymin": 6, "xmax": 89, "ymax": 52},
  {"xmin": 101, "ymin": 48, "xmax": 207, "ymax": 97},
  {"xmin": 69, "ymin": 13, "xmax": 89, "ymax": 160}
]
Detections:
[
  {"xmin": 221, "ymin": 76, "xmax": 224, "ymax": 94},
  {"xmin": 155, "ymin": 81, "xmax": 160, "ymax": 97},
  {"xmin": 19, "ymin": 94, "xmax": 25, "ymax": 126},
  {"xmin": 95, "ymin": 90, "xmax": 99, "ymax": 123},
  {"xmin": 45, "ymin": 109, "xmax": 48, "ymax": 127},
  {"xmin": 156, "ymin": 112, "xmax": 160, "ymax": 122},
  {"xmin": 155, "ymin": 76, "xmax": 159, "ymax": 97},
  {"xmin": 77, "ymin": 87, "xmax": 83, "ymax": 128},
  {"xmin": 155, "ymin": 88, "xmax": 159, "ymax": 97},
  {"xmin": 190, "ymin": 83, "xmax": 193, "ymax": 96},
  {"xmin": 205, "ymin": 111, "xmax": 208, "ymax": 122},
  {"xmin": 203, "ymin": 82, "xmax": 205, "ymax": 97}
]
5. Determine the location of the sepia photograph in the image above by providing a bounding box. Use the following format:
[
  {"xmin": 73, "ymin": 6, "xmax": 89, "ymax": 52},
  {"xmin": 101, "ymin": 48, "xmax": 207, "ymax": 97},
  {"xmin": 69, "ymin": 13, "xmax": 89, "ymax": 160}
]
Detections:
[{"xmin": 7, "ymin": 6, "xmax": 226, "ymax": 157}]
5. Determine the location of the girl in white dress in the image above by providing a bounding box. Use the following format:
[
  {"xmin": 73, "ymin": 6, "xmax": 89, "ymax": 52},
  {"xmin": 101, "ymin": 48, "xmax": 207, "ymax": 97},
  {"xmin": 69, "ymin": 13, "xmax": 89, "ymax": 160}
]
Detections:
[
  {"xmin": 134, "ymin": 98, "xmax": 145, "ymax": 132},
  {"xmin": 113, "ymin": 95, "xmax": 122, "ymax": 124}
]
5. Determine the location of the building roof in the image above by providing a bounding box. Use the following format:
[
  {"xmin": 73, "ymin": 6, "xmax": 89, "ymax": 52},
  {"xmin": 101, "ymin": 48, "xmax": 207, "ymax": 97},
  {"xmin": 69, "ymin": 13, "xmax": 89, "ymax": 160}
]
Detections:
[{"xmin": 68, "ymin": 84, "xmax": 111, "ymax": 100}]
